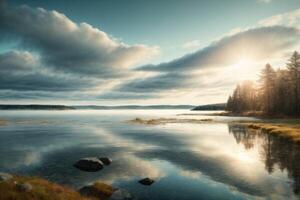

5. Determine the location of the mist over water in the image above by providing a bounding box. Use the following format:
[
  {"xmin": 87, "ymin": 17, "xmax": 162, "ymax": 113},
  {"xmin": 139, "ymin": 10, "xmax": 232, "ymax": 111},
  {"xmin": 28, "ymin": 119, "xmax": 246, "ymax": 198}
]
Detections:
[{"xmin": 0, "ymin": 110, "xmax": 299, "ymax": 200}]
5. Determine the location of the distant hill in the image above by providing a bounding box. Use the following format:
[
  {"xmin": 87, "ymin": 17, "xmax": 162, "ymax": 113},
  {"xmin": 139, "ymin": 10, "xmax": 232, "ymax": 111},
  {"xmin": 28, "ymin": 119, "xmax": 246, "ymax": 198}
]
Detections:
[
  {"xmin": 73, "ymin": 105, "xmax": 195, "ymax": 110},
  {"xmin": 192, "ymin": 103, "xmax": 226, "ymax": 111},
  {"xmin": 0, "ymin": 105, "xmax": 75, "ymax": 110}
]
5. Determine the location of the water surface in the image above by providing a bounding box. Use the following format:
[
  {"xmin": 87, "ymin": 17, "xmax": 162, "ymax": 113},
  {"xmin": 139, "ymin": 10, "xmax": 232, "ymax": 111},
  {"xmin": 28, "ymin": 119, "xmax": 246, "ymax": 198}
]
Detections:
[{"xmin": 0, "ymin": 110, "xmax": 299, "ymax": 200}]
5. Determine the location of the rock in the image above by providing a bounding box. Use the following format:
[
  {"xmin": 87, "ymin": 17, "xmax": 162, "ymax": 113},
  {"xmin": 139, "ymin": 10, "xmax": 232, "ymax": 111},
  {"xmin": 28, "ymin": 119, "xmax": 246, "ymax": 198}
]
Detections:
[
  {"xmin": 110, "ymin": 189, "xmax": 135, "ymax": 200},
  {"xmin": 79, "ymin": 182, "xmax": 116, "ymax": 199},
  {"xmin": 98, "ymin": 157, "xmax": 112, "ymax": 165},
  {"xmin": 17, "ymin": 182, "xmax": 33, "ymax": 192},
  {"xmin": 0, "ymin": 172, "xmax": 13, "ymax": 182},
  {"xmin": 74, "ymin": 157, "xmax": 104, "ymax": 172},
  {"xmin": 138, "ymin": 177, "xmax": 154, "ymax": 186}
]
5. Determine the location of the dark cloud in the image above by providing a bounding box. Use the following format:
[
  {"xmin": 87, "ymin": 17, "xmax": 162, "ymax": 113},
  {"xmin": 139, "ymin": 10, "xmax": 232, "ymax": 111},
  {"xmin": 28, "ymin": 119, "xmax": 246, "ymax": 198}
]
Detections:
[
  {"xmin": 0, "ymin": 51, "xmax": 97, "ymax": 92},
  {"xmin": 117, "ymin": 73, "xmax": 191, "ymax": 93}
]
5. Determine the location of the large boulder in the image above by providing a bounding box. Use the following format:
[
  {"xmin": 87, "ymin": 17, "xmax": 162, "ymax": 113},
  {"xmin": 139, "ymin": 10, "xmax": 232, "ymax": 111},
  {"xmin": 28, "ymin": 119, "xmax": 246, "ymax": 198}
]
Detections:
[
  {"xmin": 138, "ymin": 177, "xmax": 154, "ymax": 186},
  {"xmin": 98, "ymin": 157, "xmax": 112, "ymax": 165},
  {"xmin": 0, "ymin": 172, "xmax": 13, "ymax": 182},
  {"xmin": 74, "ymin": 157, "xmax": 104, "ymax": 172}
]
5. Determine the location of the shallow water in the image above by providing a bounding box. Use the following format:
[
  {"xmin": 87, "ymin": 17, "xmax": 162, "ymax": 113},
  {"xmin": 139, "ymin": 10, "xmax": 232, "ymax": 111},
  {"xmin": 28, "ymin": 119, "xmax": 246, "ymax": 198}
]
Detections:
[{"xmin": 0, "ymin": 110, "xmax": 299, "ymax": 200}]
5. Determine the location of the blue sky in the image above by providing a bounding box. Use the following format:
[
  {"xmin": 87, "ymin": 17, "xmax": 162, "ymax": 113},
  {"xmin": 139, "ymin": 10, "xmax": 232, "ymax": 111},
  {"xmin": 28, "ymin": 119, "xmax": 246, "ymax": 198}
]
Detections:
[{"xmin": 1, "ymin": 0, "xmax": 300, "ymax": 105}]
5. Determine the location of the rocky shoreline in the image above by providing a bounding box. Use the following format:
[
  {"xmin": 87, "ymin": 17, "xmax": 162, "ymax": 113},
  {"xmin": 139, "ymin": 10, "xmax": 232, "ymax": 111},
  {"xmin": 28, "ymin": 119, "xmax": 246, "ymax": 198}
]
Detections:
[{"xmin": 0, "ymin": 172, "xmax": 134, "ymax": 200}]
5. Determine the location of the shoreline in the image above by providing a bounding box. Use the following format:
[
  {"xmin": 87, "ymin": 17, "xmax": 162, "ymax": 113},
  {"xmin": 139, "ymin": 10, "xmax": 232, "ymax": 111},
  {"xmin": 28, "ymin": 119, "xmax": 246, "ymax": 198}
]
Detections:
[
  {"xmin": 234, "ymin": 122, "xmax": 300, "ymax": 144},
  {"xmin": 128, "ymin": 117, "xmax": 214, "ymax": 125},
  {"xmin": 0, "ymin": 173, "xmax": 117, "ymax": 200},
  {"xmin": 209, "ymin": 111, "xmax": 300, "ymax": 119},
  {"xmin": 129, "ymin": 114, "xmax": 300, "ymax": 143}
]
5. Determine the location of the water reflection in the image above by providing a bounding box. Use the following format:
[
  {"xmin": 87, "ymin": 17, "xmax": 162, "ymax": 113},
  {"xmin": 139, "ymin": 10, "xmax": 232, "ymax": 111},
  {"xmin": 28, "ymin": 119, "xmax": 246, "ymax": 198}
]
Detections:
[
  {"xmin": 0, "ymin": 110, "xmax": 300, "ymax": 199},
  {"xmin": 229, "ymin": 124, "xmax": 300, "ymax": 195}
]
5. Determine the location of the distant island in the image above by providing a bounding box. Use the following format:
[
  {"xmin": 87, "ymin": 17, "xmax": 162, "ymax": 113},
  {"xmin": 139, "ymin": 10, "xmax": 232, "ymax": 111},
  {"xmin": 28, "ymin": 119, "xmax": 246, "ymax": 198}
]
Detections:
[
  {"xmin": 192, "ymin": 103, "xmax": 226, "ymax": 111},
  {"xmin": 0, "ymin": 104, "xmax": 195, "ymax": 110},
  {"xmin": 0, "ymin": 105, "xmax": 75, "ymax": 110}
]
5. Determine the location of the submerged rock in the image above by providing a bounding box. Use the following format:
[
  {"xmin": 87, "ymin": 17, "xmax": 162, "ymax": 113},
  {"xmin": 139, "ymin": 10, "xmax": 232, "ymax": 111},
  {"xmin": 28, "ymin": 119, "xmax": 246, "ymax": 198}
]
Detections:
[
  {"xmin": 99, "ymin": 157, "xmax": 112, "ymax": 165},
  {"xmin": 0, "ymin": 172, "xmax": 13, "ymax": 182},
  {"xmin": 74, "ymin": 157, "xmax": 104, "ymax": 172},
  {"xmin": 79, "ymin": 182, "xmax": 116, "ymax": 199},
  {"xmin": 138, "ymin": 177, "xmax": 155, "ymax": 186},
  {"xmin": 17, "ymin": 182, "xmax": 33, "ymax": 192},
  {"xmin": 110, "ymin": 189, "xmax": 135, "ymax": 200}
]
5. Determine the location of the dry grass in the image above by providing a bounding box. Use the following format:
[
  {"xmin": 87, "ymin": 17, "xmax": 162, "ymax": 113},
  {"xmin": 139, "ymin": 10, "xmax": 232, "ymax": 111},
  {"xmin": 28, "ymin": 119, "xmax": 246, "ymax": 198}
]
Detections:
[
  {"xmin": 129, "ymin": 117, "xmax": 213, "ymax": 125},
  {"xmin": 243, "ymin": 122, "xmax": 300, "ymax": 143},
  {"xmin": 0, "ymin": 176, "xmax": 93, "ymax": 200},
  {"xmin": 0, "ymin": 119, "xmax": 8, "ymax": 126}
]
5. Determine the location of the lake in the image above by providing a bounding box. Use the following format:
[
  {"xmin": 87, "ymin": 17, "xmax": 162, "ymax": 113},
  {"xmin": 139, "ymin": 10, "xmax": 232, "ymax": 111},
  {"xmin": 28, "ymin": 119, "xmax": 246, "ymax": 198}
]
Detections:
[{"xmin": 0, "ymin": 110, "xmax": 299, "ymax": 200}]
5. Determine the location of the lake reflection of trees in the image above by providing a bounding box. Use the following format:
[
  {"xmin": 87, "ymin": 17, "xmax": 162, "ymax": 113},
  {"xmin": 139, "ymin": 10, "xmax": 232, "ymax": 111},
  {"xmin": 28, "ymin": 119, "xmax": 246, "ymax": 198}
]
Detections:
[{"xmin": 228, "ymin": 124, "xmax": 300, "ymax": 194}]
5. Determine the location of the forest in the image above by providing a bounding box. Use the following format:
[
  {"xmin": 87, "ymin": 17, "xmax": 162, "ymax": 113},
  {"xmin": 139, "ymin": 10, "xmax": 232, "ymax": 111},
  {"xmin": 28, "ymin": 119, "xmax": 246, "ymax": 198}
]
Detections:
[{"xmin": 226, "ymin": 51, "xmax": 300, "ymax": 116}]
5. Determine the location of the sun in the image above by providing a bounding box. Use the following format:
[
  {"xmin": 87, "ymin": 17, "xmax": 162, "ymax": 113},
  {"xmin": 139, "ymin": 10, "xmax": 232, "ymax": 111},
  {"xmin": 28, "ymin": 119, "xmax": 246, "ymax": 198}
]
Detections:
[
  {"xmin": 237, "ymin": 57, "xmax": 252, "ymax": 67},
  {"xmin": 231, "ymin": 57, "xmax": 253, "ymax": 71}
]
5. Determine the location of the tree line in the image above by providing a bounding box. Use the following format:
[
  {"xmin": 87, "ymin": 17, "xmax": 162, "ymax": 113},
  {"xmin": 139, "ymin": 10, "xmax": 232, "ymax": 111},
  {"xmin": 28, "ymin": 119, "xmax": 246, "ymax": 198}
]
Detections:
[{"xmin": 226, "ymin": 51, "xmax": 300, "ymax": 115}]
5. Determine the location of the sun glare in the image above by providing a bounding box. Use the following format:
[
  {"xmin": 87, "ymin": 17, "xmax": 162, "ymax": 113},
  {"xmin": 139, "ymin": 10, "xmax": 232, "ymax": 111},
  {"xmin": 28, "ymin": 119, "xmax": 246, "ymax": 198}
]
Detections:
[{"xmin": 236, "ymin": 57, "xmax": 252, "ymax": 67}]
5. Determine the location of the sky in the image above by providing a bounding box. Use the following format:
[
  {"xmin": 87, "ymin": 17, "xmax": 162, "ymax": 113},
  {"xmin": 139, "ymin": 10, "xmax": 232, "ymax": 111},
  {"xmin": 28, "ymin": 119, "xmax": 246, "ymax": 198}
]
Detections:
[{"xmin": 0, "ymin": 0, "xmax": 300, "ymax": 105}]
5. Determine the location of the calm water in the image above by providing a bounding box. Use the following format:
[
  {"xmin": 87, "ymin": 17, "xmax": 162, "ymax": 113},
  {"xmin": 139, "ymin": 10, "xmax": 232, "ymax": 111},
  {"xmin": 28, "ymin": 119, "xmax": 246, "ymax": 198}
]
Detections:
[{"xmin": 0, "ymin": 110, "xmax": 299, "ymax": 200}]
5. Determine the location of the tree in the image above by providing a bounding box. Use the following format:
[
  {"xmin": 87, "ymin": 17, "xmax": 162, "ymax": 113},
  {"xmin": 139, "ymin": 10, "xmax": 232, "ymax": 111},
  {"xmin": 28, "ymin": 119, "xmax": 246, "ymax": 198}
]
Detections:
[
  {"xmin": 226, "ymin": 95, "xmax": 233, "ymax": 111},
  {"xmin": 226, "ymin": 51, "xmax": 300, "ymax": 116},
  {"xmin": 227, "ymin": 51, "xmax": 300, "ymax": 115},
  {"xmin": 286, "ymin": 51, "xmax": 300, "ymax": 114},
  {"xmin": 259, "ymin": 63, "xmax": 276, "ymax": 114}
]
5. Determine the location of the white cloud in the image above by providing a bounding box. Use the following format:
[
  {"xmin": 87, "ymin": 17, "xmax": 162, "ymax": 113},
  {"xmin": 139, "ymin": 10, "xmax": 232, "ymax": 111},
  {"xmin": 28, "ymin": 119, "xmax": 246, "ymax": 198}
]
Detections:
[
  {"xmin": 0, "ymin": 3, "xmax": 159, "ymax": 77},
  {"xmin": 182, "ymin": 40, "xmax": 202, "ymax": 50},
  {"xmin": 258, "ymin": 0, "xmax": 272, "ymax": 3},
  {"xmin": 258, "ymin": 8, "xmax": 300, "ymax": 27}
]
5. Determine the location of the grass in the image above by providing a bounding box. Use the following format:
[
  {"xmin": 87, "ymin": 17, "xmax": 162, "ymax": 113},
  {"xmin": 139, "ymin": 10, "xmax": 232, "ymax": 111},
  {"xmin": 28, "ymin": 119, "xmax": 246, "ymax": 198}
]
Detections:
[
  {"xmin": 129, "ymin": 117, "xmax": 213, "ymax": 125},
  {"xmin": 0, "ymin": 175, "xmax": 114, "ymax": 200},
  {"xmin": 240, "ymin": 121, "xmax": 300, "ymax": 143}
]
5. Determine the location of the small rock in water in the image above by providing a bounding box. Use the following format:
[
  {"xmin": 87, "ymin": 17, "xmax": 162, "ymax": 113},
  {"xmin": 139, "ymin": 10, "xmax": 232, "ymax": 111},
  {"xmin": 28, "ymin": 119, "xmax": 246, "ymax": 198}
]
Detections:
[
  {"xmin": 110, "ymin": 189, "xmax": 135, "ymax": 200},
  {"xmin": 0, "ymin": 172, "xmax": 13, "ymax": 182},
  {"xmin": 74, "ymin": 157, "xmax": 104, "ymax": 172},
  {"xmin": 17, "ymin": 182, "xmax": 33, "ymax": 192},
  {"xmin": 99, "ymin": 157, "xmax": 112, "ymax": 165},
  {"xmin": 138, "ymin": 177, "xmax": 154, "ymax": 186}
]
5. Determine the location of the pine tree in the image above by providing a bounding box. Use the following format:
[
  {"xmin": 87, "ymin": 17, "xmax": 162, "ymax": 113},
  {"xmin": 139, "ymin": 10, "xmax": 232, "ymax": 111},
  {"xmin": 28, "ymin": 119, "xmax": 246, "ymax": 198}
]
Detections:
[
  {"xmin": 259, "ymin": 63, "xmax": 276, "ymax": 114},
  {"xmin": 226, "ymin": 51, "xmax": 300, "ymax": 116},
  {"xmin": 286, "ymin": 51, "xmax": 300, "ymax": 114}
]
